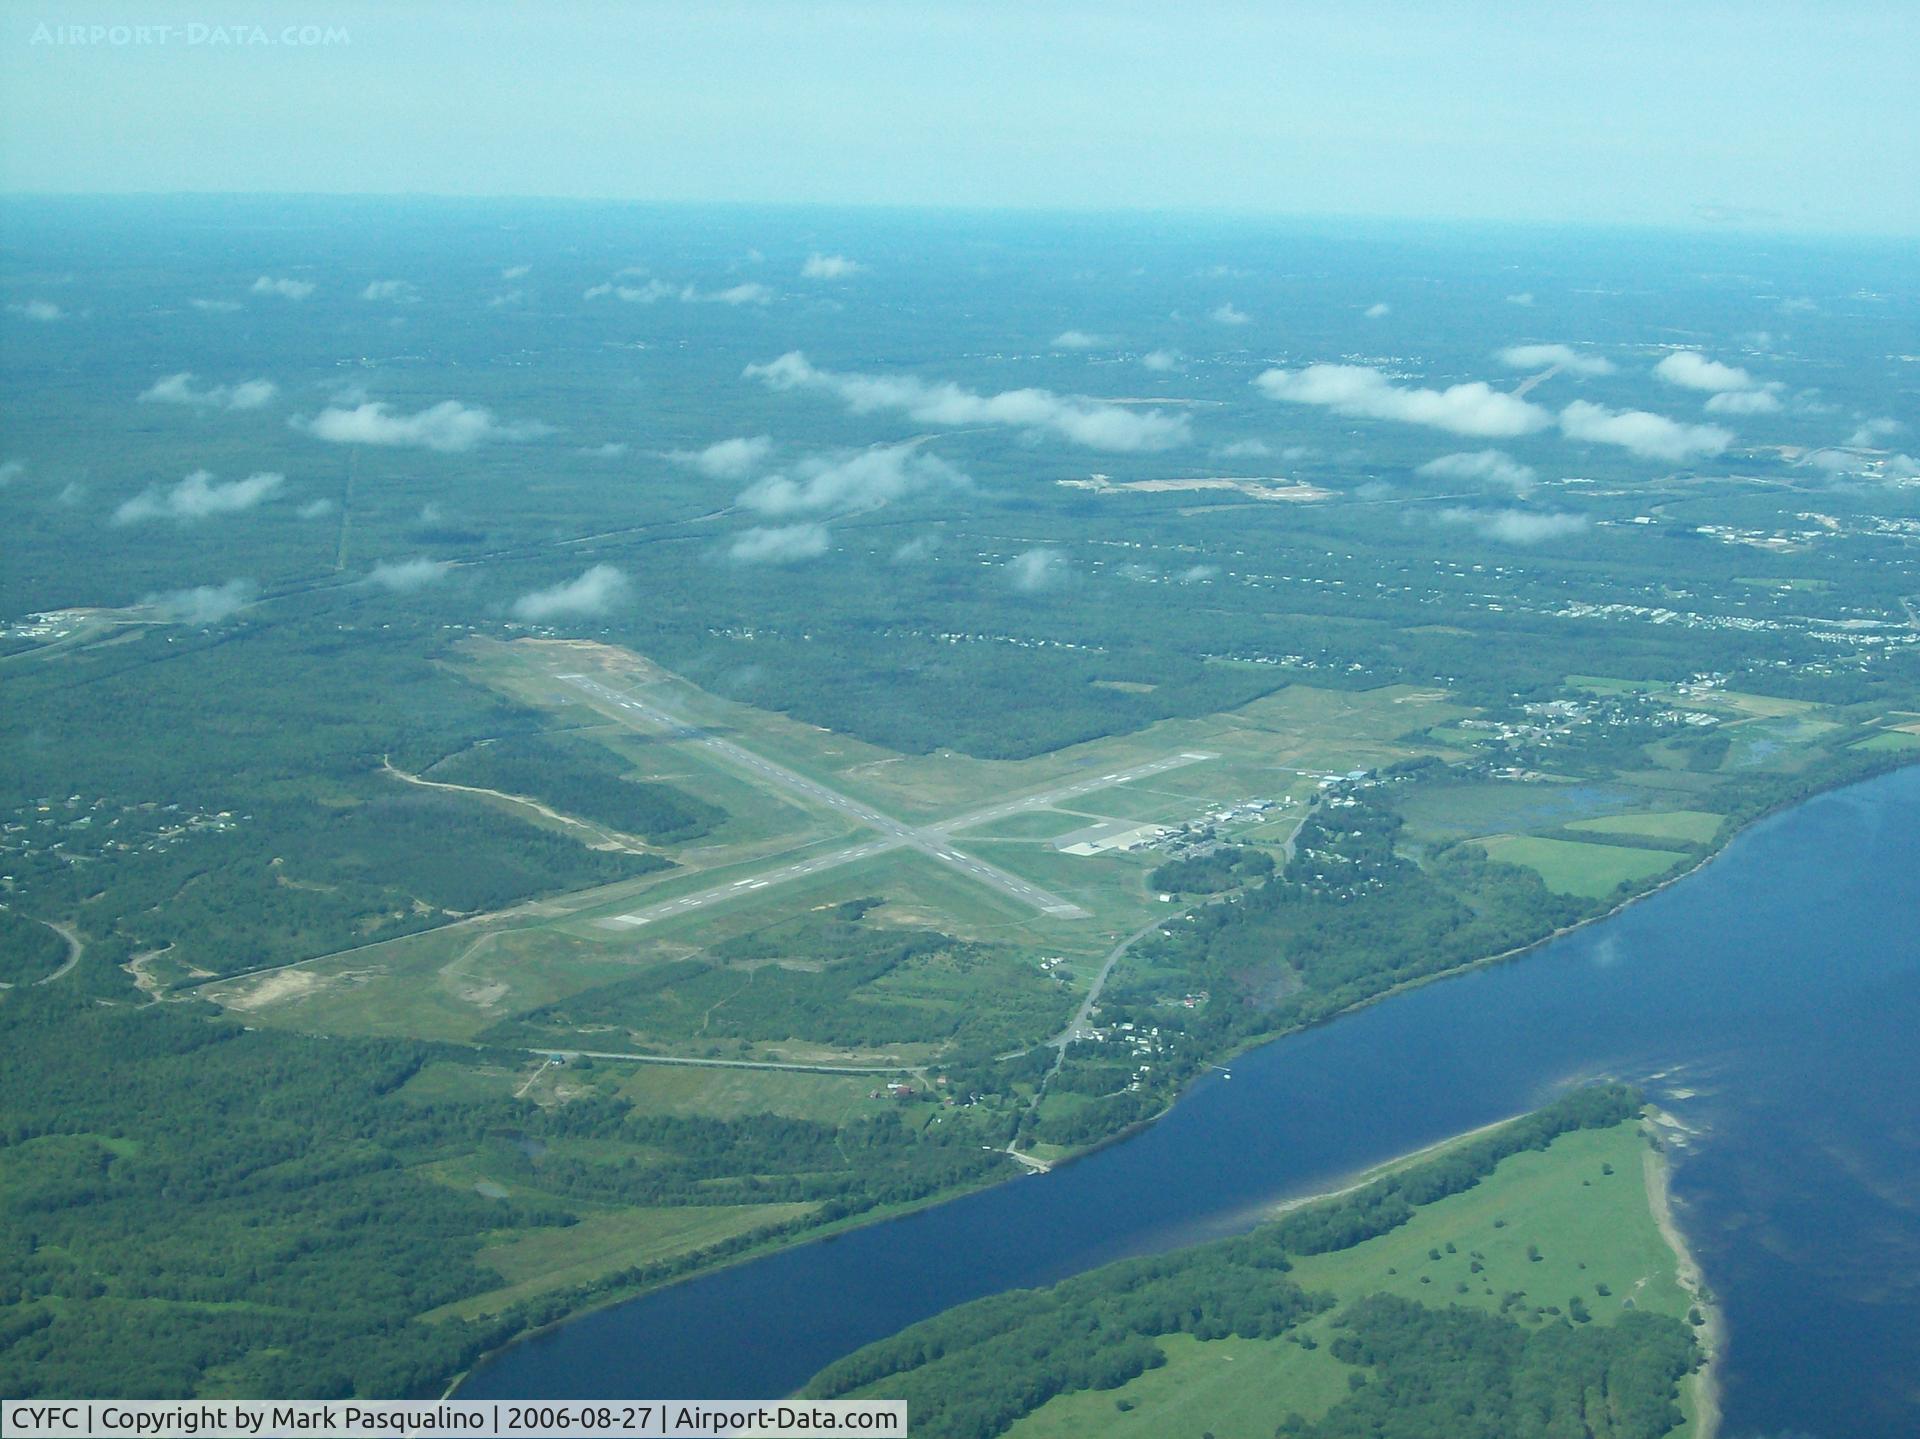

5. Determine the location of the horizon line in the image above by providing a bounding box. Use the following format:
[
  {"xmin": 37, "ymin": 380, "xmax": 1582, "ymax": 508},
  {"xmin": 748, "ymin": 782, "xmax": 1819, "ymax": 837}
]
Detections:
[{"xmin": 1, "ymin": 189, "xmax": 1913, "ymax": 246}]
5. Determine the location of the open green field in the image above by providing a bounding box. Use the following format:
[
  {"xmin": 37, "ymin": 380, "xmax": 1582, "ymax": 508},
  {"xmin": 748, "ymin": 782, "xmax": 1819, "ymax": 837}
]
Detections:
[
  {"xmin": 479, "ymin": 639, "xmax": 1461, "ymax": 829},
  {"xmin": 948, "ymin": 807, "xmax": 1090, "ymax": 840},
  {"xmin": 213, "ymin": 844, "xmax": 1104, "ymax": 1062},
  {"xmin": 220, "ymin": 647, "xmax": 1464, "ymax": 1061},
  {"xmin": 1856, "ymin": 729, "xmax": 1920, "ymax": 753},
  {"xmin": 1006, "ymin": 1120, "xmax": 1703, "ymax": 1439},
  {"xmin": 1476, "ymin": 834, "xmax": 1684, "ymax": 899},
  {"xmin": 612, "ymin": 1064, "xmax": 877, "ymax": 1123},
  {"xmin": 1566, "ymin": 810, "xmax": 1725, "ymax": 844},
  {"xmin": 1396, "ymin": 779, "xmax": 1647, "ymax": 842},
  {"xmin": 1696, "ymin": 689, "xmax": 1823, "ymax": 719},
  {"xmin": 203, "ymin": 922, "xmax": 661, "ymax": 1044},
  {"xmin": 426, "ymin": 1201, "xmax": 818, "ymax": 1321},
  {"xmin": 964, "ymin": 839, "xmax": 1166, "ymax": 924},
  {"xmin": 1565, "ymin": 675, "xmax": 1671, "ymax": 695}
]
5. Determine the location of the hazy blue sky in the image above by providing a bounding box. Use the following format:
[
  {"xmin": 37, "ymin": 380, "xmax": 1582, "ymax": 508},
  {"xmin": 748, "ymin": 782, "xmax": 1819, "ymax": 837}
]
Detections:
[{"xmin": 4, "ymin": 1, "xmax": 1916, "ymax": 235}]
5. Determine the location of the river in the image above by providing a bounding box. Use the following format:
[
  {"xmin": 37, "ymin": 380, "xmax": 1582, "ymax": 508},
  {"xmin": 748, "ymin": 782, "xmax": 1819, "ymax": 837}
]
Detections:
[{"xmin": 461, "ymin": 767, "xmax": 1920, "ymax": 1438}]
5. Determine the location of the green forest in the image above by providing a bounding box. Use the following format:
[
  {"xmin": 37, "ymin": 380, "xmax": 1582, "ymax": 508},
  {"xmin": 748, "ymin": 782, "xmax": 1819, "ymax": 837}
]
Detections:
[
  {"xmin": 429, "ymin": 733, "xmax": 724, "ymax": 844},
  {"xmin": 0, "ymin": 949, "xmax": 1006, "ymax": 1398},
  {"xmin": 809, "ymin": 1086, "xmax": 1700, "ymax": 1439}
]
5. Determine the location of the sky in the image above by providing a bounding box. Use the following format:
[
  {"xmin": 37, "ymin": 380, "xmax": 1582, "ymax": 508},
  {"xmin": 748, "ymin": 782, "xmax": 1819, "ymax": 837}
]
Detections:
[{"xmin": 3, "ymin": 0, "xmax": 1917, "ymax": 236}]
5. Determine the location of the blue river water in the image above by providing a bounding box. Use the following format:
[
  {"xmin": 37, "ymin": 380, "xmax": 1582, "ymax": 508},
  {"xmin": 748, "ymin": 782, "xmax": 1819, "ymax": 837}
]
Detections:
[{"xmin": 462, "ymin": 768, "xmax": 1920, "ymax": 1438}]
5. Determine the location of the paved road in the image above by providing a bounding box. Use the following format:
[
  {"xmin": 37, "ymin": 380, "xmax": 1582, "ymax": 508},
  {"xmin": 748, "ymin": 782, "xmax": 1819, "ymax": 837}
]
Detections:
[
  {"xmin": 558, "ymin": 673, "xmax": 1200, "ymax": 927},
  {"xmin": 37, "ymin": 921, "xmax": 84, "ymax": 985}
]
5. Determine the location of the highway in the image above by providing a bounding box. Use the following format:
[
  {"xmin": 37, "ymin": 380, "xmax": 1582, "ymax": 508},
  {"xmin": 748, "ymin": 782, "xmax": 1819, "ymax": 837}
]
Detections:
[{"xmin": 555, "ymin": 672, "xmax": 1212, "ymax": 930}]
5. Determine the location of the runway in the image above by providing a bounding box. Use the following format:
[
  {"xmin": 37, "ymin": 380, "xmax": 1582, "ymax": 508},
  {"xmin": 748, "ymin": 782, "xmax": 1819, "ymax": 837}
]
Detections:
[{"xmin": 553, "ymin": 673, "xmax": 1213, "ymax": 930}]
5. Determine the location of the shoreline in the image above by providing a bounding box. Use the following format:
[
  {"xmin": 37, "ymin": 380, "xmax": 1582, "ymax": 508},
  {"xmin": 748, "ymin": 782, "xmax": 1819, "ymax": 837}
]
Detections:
[
  {"xmin": 443, "ymin": 829, "xmax": 1737, "ymax": 1395},
  {"xmin": 1642, "ymin": 1110, "xmax": 1723, "ymax": 1439},
  {"xmin": 445, "ymin": 762, "xmax": 1906, "ymax": 1398}
]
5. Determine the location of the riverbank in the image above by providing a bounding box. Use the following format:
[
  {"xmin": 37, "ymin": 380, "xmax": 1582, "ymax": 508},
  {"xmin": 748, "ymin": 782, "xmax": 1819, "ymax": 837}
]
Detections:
[
  {"xmin": 441, "ymin": 827, "xmax": 1727, "ymax": 1396},
  {"xmin": 450, "ymin": 761, "xmax": 1912, "ymax": 1401},
  {"xmin": 1644, "ymin": 1109, "xmax": 1723, "ymax": 1439},
  {"xmin": 450, "ymin": 763, "xmax": 1920, "ymax": 1427}
]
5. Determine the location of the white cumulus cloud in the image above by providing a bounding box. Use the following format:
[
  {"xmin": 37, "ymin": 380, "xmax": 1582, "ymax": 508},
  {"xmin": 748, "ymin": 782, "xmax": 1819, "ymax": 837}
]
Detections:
[
  {"xmin": 1141, "ymin": 349, "xmax": 1180, "ymax": 372},
  {"xmin": 706, "ymin": 282, "xmax": 772, "ymax": 306},
  {"xmin": 1847, "ymin": 418, "xmax": 1906, "ymax": 448},
  {"xmin": 1654, "ymin": 351, "xmax": 1759, "ymax": 393},
  {"xmin": 670, "ymin": 435, "xmax": 775, "ymax": 480},
  {"xmin": 145, "ymin": 579, "xmax": 256, "ymax": 625},
  {"xmin": 738, "ymin": 444, "xmax": 968, "ymax": 517},
  {"xmin": 296, "ymin": 400, "xmax": 549, "ymax": 452},
  {"xmin": 1416, "ymin": 449, "xmax": 1538, "ymax": 492},
  {"xmin": 1704, "ymin": 388, "xmax": 1782, "ymax": 415},
  {"xmin": 1439, "ymin": 508, "xmax": 1589, "ymax": 544},
  {"xmin": 729, "ymin": 523, "xmax": 831, "ymax": 564},
  {"xmin": 115, "ymin": 470, "xmax": 285, "ymax": 524},
  {"xmin": 367, "ymin": 558, "xmax": 450, "ymax": 592},
  {"xmin": 1364, "ymin": 302, "xmax": 1392, "ymax": 319},
  {"xmin": 361, "ymin": 279, "xmax": 418, "ymax": 302},
  {"xmin": 1494, "ymin": 344, "xmax": 1615, "ymax": 376},
  {"xmin": 1052, "ymin": 330, "xmax": 1108, "ymax": 349},
  {"xmin": 1255, "ymin": 364, "xmax": 1551, "ymax": 439},
  {"xmin": 8, "ymin": 299, "xmax": 64, "ymax": 322},
  {"xmin": 1210, "ymin": 302, "xmax": 1249, "ymax": 325},
  {"xmin": 801, "ymin": 254, "xmax": 863, "ymax": 280},
  {"xmin": 251, "ymin": 276, "xmax": 314, "ymax": 301},
  {"xmin": 586, "ymin": 278, "xmax": 770, "ymax": 306},
  {"xmin": 139, "ymin": 373, "xmax": 278, "ymax": 411},
  {"xmin": 744, "ymin": 351, "xmax": 1189, "ymax": 453},
  {"xmin": 1006, "ymin": 547, "xmax": 1070, "ymax": 592},
  {"xmin": 1558, "ymin": 401, "xmax": 1732, "ymax": 462},
  {"xmin": 510, "ymin": 564, "xmax": 628, "ymax": 621}
]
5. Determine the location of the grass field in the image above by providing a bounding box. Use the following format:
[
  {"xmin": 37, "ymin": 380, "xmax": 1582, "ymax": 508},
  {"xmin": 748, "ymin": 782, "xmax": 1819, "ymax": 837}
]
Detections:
[
  {"xmin": 1565, "ymin": 810, "xmax": 1725, "ymax": 845},
  {"xmin": 215, "ymin": 650, "xmax": 1466, "ymax": 1059},
  {"xmin": 426, "ymin": 1201, "xmax": 818, "ymax": 1321},
  {"xmin": 1565, "ymin": 674, "xmax": 1670, "ymax": 695},
  {"xmin": 612, "ymin": 1064, "xmax": 876, "ymax": 1123},
  {"xmin": 1396, "ymin": 779, "xmax": 1645, "ymax": 842},
  {"xmin": 948, "ymin": 808, "xmax": 1089, "ymax": 840},
  {"xmin": 1697, "ymin": 690, "xmax": 1823, "ymax": 719},
  {"xmin": 1006, "ymin": 1119, "xmax": 1703, "ymax": 1439},
  {"xmin": 1855, "ymin": 729, "xmax": 1920, "ymax": 752},
  {"xmin": 1476, "ymin": 834, "xmax": 1684, "ymax": 898},
  {"xmin": 203, "ymin": 922, "xmax": 661, "ymax": 1043},
  {"xmin": 1716, "ymin": 714, "xmax": 1843, "ymax": 771}
]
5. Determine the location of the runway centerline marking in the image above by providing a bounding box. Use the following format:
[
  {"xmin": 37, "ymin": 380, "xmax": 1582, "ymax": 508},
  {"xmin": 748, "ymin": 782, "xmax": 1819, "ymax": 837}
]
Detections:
[{"xmin": 556, "ymin": 673, "xmax": 1214, "ymax": 930}]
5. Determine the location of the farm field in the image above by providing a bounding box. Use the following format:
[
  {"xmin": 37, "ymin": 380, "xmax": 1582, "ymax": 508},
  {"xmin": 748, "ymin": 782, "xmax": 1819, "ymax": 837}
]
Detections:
[
  {"xmin": 427, "ymin": 1202, "xmax": 820, "ymax": 1321},
  {"xmin": 1475, "ymin": 835, "xmax": 1684, "ymax": 899},
  {"xmin": 1567, "ymin": 810, "xmax": 1725, "ymax": 844},
  {"xmin": 1004, "ymin": 1119, "xmax": 1705, "ymax": 1439}
]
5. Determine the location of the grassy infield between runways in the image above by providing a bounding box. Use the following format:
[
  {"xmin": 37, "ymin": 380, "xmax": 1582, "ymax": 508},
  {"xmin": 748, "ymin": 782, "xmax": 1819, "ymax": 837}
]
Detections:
[{"xmin": 194, "ymin": 653, "xmax": 1829, "ymax": 1359}]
